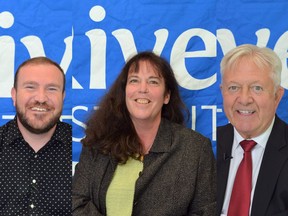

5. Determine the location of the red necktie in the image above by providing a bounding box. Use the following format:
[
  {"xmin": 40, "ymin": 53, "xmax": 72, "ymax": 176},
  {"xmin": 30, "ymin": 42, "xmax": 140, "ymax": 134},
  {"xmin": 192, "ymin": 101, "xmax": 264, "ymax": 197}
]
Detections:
[{"xmin": 227, "ymin": 140, "xmax": 257, "ymax": 216}]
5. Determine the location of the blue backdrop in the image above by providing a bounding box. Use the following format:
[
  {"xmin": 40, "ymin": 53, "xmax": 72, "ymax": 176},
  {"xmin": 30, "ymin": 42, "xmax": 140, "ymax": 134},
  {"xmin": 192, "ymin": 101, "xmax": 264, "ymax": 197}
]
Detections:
[{"xmin": 1, "ymin": 1, "xmax": 287, "ymax": 170}]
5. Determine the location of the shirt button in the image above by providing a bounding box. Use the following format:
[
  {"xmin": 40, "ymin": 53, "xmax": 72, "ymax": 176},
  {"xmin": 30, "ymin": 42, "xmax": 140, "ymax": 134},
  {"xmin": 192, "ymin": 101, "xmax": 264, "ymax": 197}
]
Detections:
[
  {"xmin": 32, "ymin": 179, "xmax": 36, "ymax": 184},
  {"xmin": 34, "ymin": 155, "xmax": 38, "ymax": 158},
  {"xmin": 30, "ymin": 204, "xmax": 35, "ymax": 209}
]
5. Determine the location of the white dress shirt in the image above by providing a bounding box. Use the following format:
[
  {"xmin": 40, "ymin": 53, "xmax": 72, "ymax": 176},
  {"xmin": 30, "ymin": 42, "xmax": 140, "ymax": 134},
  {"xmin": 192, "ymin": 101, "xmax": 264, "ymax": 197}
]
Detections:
[{"xmin": 221, "ymin": 118, "xmax": 275, "ymax": 216}]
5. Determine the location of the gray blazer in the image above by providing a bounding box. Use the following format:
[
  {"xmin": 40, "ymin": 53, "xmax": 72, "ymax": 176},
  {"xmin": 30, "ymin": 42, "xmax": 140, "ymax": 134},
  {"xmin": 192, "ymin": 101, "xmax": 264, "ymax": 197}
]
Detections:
[{"xmin": 72, "ymin": 118, "xmax": 216, "ymax": 216}]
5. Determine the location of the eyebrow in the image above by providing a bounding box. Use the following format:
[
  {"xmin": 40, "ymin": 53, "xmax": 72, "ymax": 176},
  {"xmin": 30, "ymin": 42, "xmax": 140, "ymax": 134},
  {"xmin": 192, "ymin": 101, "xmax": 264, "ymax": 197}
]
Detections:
[
  {"xmin": 128, "ymin": 74, "xmax": 161, "ymax": 79},
  {"xmin": 225, "ymin": 80, "xmax": 262, "ymax": 85},
  {"xmin": 22, "ymin": 81, "xmax": 62, "ymax": 88}
]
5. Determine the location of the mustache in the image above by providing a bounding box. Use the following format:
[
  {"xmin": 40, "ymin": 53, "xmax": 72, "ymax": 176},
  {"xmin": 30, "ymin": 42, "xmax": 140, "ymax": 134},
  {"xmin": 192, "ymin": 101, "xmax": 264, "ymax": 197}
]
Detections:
[{"xmin": 29, "ymin": 101, "xmax": 51, "ymax": 109}]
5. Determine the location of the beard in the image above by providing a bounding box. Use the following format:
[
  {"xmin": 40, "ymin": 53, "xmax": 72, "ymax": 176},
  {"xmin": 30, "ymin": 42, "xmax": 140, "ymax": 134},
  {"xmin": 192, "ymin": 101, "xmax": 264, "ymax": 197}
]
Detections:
[{"xmin": 16, "ymin": 103, "xmax": 62, "ymax": 134}]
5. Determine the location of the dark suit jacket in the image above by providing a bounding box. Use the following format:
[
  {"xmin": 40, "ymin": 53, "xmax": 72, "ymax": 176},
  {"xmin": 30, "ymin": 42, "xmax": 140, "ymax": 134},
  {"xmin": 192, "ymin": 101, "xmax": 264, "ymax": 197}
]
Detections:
[
  {"xmin": 72, "ymin": 118, "xmax": 216, "ymax": 216},
  {"xmin": 217, "ymin": 115, "xmax": 288, "ymax": 216}
]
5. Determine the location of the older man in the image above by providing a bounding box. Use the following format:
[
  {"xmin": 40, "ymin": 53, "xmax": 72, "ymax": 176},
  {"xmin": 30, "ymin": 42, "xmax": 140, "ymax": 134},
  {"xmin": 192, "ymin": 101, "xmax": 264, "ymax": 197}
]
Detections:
[{"xmin": 217, "ymin": 44, "xmax": 288, "ymax": 216}]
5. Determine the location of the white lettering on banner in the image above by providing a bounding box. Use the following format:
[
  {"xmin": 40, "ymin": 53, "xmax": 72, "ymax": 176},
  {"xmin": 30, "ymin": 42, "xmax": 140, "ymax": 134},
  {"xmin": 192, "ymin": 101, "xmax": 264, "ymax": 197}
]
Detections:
[
  {"xmin": 20, "ymin": 34, "xmax": 73, "ymax": 76},
  {"xmin": 0, "ymin": 36, "xmax": 15, "ymax": 97},
  {"xmin": 191, "ymin": 106, "xmax": 196, "ymax": 130},
  {"xmin": 20, "ymin": 36, "xmax": 46, "ymax": 57},
  {"xmin": 0, "ymin": 12, "xmax": 14, "ymax": 96},
  {"xmin": 216, "ymin": 29, "xmax": 237, "ymax": 55},
  {"xmin": 216, "ymin": 28, "xmax": 288, "ymax": 88},
  {"xmin": 86, "ymin": 29, "xmax": 107, "ymax": 89},
  {"xmin": 72, "ymin": 106, "xmax": 88, "ymax": 142},
  {"xmin": 217, "ymin": 28, "xmax": 271, "ymax": 56},
  {"xmin": 111, "ymin": 29, "xmax": 169, "ymax": 60},
  {"xmin": 171, "ymin": 29, "xmax": 217, "ymax": 90},
  {"xmin": 190, "ymin": 105, "xmax": 223, "ymax": 142},
  {"xmin": 1, "ymin": 4, "xmax": 288, "ymax": 98},
  {"xmin": 71, "ymin": 105, "xmax": 223, "ymax": 142},
  {"xmin": 0, "ymin": 11, "xmax": 73, "ymax": 98},
  {"xmin": 201, "ymin": 105, "xmax": 223, "ymax": 141},
  {"xmin": 274, "ymin": 31, "xmax": 288, "ymax": 88},
  {"xmin": 112, "ymin": 29, "xmax": 137, "ymax": 60},
  {"xmin": 255, "ymin": 28, "xmax": 271, "ymax": 47}
]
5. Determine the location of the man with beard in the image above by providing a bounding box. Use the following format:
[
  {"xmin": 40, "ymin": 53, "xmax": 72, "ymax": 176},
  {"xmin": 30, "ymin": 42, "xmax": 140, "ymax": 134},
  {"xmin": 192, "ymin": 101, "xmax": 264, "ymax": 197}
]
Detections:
[{"xmin": 0, "ymin": 57, "xmax": 71, "ymax": 216}]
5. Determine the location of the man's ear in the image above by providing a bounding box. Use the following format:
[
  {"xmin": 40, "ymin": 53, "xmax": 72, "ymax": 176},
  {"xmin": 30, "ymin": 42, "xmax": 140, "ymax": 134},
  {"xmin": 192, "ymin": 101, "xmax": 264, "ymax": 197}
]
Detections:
[
  {"xmin": 11, "ymin": 87, "xmax": 16, "ymax": 107},
  {"xmin": 63, "ymin": 91, "xmax": 66, "ymax": 101},
  {"xmin": 275, "ymin": 86, "xmax": 284, "ymax": 106}
]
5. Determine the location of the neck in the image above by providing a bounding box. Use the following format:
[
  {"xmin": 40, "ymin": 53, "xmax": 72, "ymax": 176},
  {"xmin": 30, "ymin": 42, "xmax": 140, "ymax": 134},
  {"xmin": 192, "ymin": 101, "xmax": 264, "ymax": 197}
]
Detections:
[
  {"xmin": 17, "ymin": 119, "xmax": 56, "ymax": 152},
  {"xmin": 133, "ymin": 118, "xmax": 161, "ymax": 154}
]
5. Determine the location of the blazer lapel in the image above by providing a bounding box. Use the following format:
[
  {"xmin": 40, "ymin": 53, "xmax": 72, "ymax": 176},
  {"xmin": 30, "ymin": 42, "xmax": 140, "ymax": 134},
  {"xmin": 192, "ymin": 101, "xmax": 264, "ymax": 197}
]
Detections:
[
  {"xmin": 134, "ymin": 118, "xmax": 172, "ymax": 202},
  {"xmin": 251, "ymin": 116, "xmax": 288, "ymax": 215},
  {"xmin": 217, "ymin": 124, "xmax": 234, "ymax": 215}
]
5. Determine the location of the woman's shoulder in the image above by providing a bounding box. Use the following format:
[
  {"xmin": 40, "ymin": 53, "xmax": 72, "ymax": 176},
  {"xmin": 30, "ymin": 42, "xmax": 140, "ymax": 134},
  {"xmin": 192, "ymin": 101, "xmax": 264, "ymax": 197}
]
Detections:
[
  {"xmin": 78, "ymin": 146, "xmax": 110, "ymax": 165},
  {"xmin": 167, "ymin": 119, "xmax": 209, "ymax": 142},
  {"xmin": 161, "ymin": 119, "xmax": 214, "ymax": 164},
  {"xmin": 75, "ymin": 145, "xmax": 114, "ymax": 177}
]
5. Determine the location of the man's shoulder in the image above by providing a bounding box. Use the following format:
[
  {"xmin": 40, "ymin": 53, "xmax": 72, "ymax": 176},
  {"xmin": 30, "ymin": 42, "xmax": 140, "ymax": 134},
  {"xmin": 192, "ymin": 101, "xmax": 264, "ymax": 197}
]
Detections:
[
  {"xmin": 164, "ymin": 119, "xmax": 207, "ymax": 141},
  {"xmin": 0, "ymin": 121, "xmax": 12, "ymax": 148},
  {"xmin": 274, "ymin": 115, "xmax": 288, "ymax": 128},
  {"xmin": 56, "ymin": 121, "xmax": 72, "ymax": 132},
  {"xmin": 0, "ymin": 124, "xmax": 4, "ymax": 134},
  {"xmin": 217, "ymin": 123, "xmax": 233, "ymax": 134},
  {"xmin": 0, "ymin": 124, "xmax": 4, "ymax": 147},
  {"xmin": 53, "ymin": 121, "xmax": 72, "ymax": 145},
  {"xmin": 0, "ymin": 120, "xmax": 16, "ymax": 136},
  {"xmin": 273, "ymin": 115, "xmax": 288, "ymax": 140}
]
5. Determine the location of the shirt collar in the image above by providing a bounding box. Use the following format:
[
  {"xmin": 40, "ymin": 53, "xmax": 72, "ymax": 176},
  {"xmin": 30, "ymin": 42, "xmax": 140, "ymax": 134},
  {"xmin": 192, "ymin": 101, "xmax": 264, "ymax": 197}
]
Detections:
[
  {"xmin": 51, "ymin": 121, "xmax": 71, "ymax": 143},
  {"xmin": 149, "ymin": 118, "xmax": 172, "ymax": 153},
  {"xmin": 3, "ymin": 116, "xmax": 69, "ymax": 147},
  {"xmin": 4, "ymin": 117, "xmax": 24, "ymax": 146},
  {"xmin": 233, "ymin": 117, "xmax": 275, "ymax": 151}
]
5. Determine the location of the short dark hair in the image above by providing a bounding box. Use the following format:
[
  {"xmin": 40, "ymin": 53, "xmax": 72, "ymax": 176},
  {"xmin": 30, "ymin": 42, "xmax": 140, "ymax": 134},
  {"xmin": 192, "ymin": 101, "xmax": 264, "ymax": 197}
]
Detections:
[{"xmin": 14, "ymin": 56, "xmax": 66, "ymax": 92}]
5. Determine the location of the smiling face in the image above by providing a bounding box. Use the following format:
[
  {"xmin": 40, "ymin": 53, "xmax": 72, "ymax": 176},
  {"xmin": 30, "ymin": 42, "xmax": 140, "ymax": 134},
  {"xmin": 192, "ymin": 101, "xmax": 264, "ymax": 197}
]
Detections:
[
  {"xmin": 11, "ymin": 63, "xmax": 65, "ymax": 134},
  {"xmin": 125, "ymin": 60, "xmax": 170, "ymax": 125},
  {"xmin": 221, "ymin": 57, "xmax": 284, "ymax": 139}
]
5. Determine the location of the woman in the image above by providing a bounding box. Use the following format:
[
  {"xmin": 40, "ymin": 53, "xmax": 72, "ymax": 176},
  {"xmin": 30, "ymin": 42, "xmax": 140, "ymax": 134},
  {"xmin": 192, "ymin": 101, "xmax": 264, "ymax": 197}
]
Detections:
[{"xmin": 72, "ymin": 51, "xmax": 216, "ymax": 215}]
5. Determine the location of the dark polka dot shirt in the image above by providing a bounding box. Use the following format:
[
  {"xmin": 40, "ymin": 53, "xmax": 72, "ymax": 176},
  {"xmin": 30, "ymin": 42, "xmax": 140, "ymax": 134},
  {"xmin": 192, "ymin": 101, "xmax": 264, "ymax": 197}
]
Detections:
[{"xmin": 0, "ymin": 118, "xmax": 72, "ymax": 216}]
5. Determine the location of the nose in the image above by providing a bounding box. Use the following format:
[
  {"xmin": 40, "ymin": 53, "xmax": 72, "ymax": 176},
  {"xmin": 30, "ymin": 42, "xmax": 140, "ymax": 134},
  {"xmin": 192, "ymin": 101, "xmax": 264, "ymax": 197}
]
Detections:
[
  {"xmin": 34, "ymin": 88, "xmax": 48, "ymax": 103},
  {"xmin": 139, "ymin": 81, "xmax": 149, "ymax": 93},
  {"xmin": 238, "ymin": 87, "xmax": 253, "ymax": 105}
]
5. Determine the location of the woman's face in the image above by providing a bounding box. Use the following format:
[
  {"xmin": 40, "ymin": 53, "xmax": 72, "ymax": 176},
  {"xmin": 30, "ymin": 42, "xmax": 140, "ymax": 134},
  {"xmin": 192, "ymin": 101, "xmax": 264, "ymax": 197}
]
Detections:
[{"xmin": 125, "ymin": 60, "xmax": 170, "ymax": 125}]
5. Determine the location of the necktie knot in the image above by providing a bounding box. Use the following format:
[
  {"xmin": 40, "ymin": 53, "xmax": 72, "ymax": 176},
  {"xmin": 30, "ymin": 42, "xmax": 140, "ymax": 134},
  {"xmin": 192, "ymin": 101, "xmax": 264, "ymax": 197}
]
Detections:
[{"xmin": 240, "ymin": 140, "xmax": 257, "ymax": 152}]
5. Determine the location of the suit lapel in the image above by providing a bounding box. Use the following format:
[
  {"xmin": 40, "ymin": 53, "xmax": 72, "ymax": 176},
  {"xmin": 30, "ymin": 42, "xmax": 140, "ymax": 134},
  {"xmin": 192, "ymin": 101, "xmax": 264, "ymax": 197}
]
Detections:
[
  {"xmin": 134, "ymin": 119, "xmax": 172, "ymax": 202},
  {"xmin": 217, "ymin": 124, "xmax": 234, "ymax": 215},
  {"xmin": 251, "ymin": 116, "xmax": 288, "ymax": 215}
]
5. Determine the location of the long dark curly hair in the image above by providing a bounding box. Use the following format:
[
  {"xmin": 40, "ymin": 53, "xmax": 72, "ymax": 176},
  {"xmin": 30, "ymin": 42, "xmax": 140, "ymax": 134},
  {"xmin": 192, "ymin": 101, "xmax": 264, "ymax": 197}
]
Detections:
[{"xmin": 82, "ymin": 51, "xmax": 188, "ymax": 163}]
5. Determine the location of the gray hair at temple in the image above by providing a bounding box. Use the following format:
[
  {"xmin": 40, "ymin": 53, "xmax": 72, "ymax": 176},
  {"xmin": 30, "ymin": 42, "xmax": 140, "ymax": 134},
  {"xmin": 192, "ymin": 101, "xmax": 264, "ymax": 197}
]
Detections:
[{"xmin": 220, "ymin": 44, "xmax": 282, "ymax": 89}]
